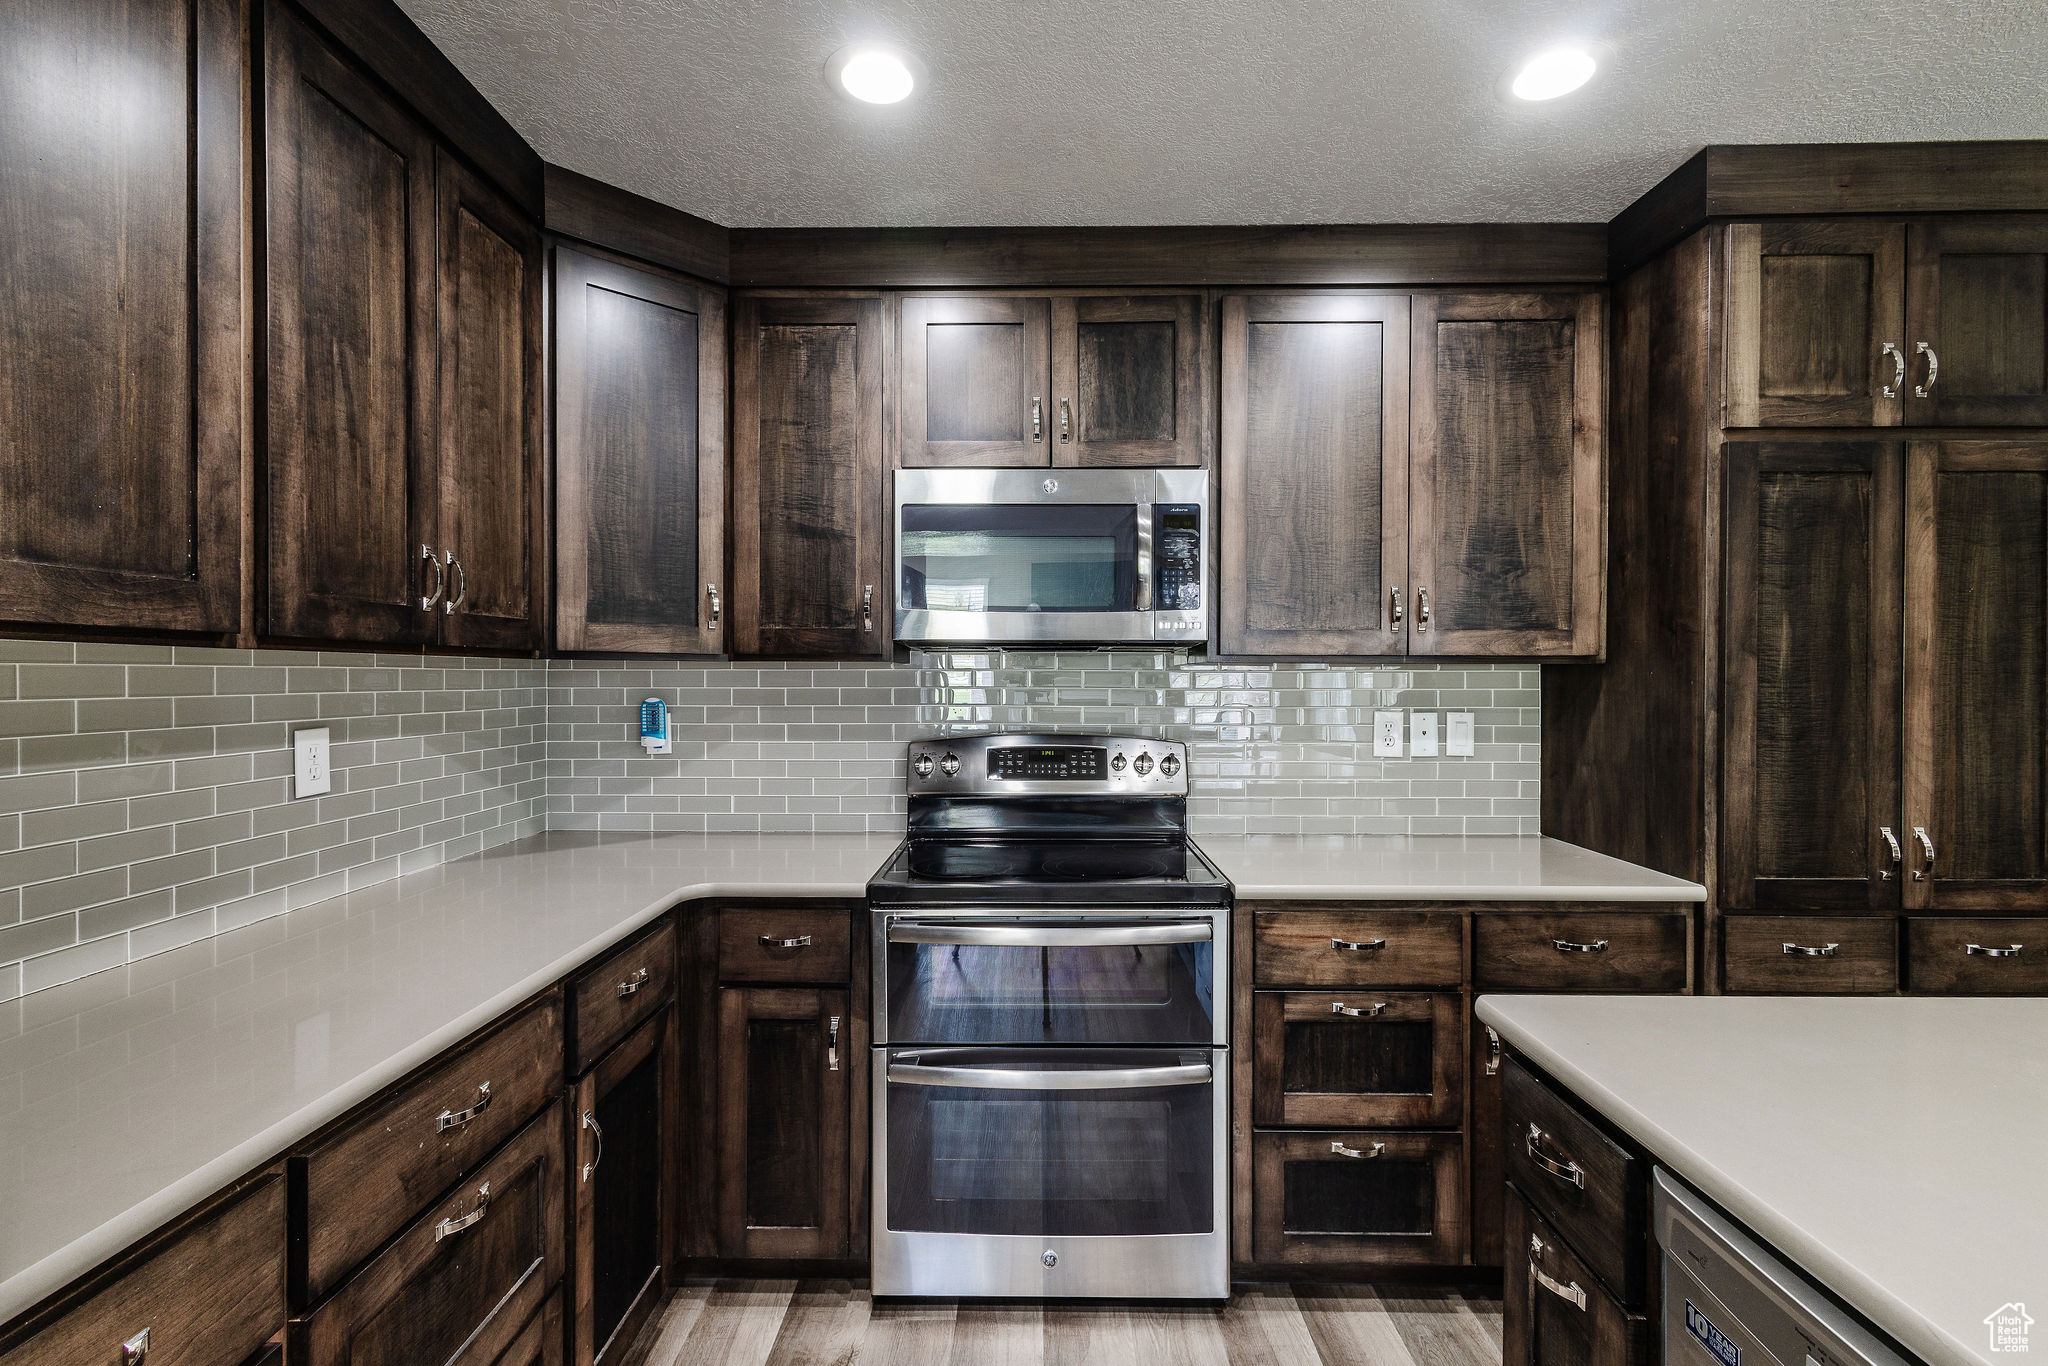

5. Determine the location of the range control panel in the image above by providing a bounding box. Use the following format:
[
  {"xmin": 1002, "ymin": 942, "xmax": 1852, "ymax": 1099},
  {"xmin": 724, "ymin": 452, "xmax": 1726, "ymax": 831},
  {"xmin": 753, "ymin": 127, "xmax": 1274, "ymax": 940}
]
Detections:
[
  {"xmin": 907, "ymin": 733, "xmax": 1189, "ymax": 795},
  {"xmin": 990, "ymin": 746, "xmax": 1108, "ymax": 781}
]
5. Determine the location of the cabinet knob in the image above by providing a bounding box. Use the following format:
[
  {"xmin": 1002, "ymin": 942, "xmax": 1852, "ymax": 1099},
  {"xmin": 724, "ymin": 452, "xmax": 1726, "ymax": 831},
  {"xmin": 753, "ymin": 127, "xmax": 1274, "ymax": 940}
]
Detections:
[{"xmin": 419, "ymin": 544, "xmax": 445, "ymax": 611}]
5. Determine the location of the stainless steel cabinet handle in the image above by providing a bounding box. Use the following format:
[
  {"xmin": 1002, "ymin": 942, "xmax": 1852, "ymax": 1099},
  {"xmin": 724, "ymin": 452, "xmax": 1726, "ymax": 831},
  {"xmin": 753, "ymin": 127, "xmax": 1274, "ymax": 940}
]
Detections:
[
  {"xmin": 759, "ymin": 933, "xmax": 812, "ymax": 950},
  {"xmin": 1484, "ymin": 1025, "xmax": 1502, "ymax": 1076},
  {"xmin": 827, "ymin": 1014, "xmax": 841, "ymax": 1072},
  {"xmin": 443, "ymin": 551, "xmax": 466, "ymax": 614},
  {"xmin": 1525, "ymin": 1123, "xmax": 1586, "ymax": 1188},
  {"xmin": 419, "ymin": 544, "xmax": 444, "ymax": 610},
  {"xmin": 1529, "ymin": 1235, "xmax": 1589, "ymax": 1310},
  {"xmin": 433, "ymin": 1181, "xmax": 491, "ymax": 1241},
  {"xmin": 436, "ymin": 1080, "xmax": 492, "ymax": 1132},
  {"xmin": 1551, "ymin": 938, "xmax": 1609, "ymax": 954},
  {"xmin": 862, "ymin": 584, "xmax": 874, "ymax": 633},
  {"xmin": 1032, "ymin": 396, "xmax": 1043, "ymax": 441},
  {"xmin": 617, "ymin": 966, "xmax": 651, "ymax": 997},
  {"xmin": 1915, "ymin": 341, "xmax": 1939, "ymax": 398},
  {"xmin": 889, "ymin": 1060, "xmax": 1212, "ymax": 1091},
  {"xmin": 121, "ymin": 1329, "xmax": 150, "ymax": 1365},
  {"xmin": 707, "ymin": 583, "xmax": 721, "ymax": 627},
  {"xmin": 1390, "ymin": 586, "xmax": 1404, "ymax": 627},
  {"xmin": 1782, "ymin": 942, "xmax": 1840, "ymax": 957},
  {"xmin": 1329, "ymin": 1001, "xmax": 1386, "ymax": 1018},
  {"xmin": 890, "ymin": 921, "xmax": 1210, "ymax": 948},
  {"xmin": 1880, "ymin": 825, "xmax": 1902, "ymax": 880},
  {"xmin": 581, "ymin": 1110, "xmax": 603, "ymax": 1182},
  {"xmin": 1417, "ymin": 587, "xmax": 1431, "ymax": 630},
  {"xmin": 1913, "ymin": 826, "xmax": 1936, "ymax": 881},
  {"xmin": 1329, "ymin": 1140, "xmax": 1385, "ymax": 1159},
  {"xmin": 1330, "ymin": 936, "xmax": 1387, "ymax": 952},
  {"xmin": 1881, "ymin": 341, "xmax": 1905, "ymax": 398},
  {"xmin": 1965, "ymin": 943, "xmax": 2024, "ymax": 958},
  {"xmin": 1058, "ymin": 398, "xmax": 1072, "ymax": 443}
]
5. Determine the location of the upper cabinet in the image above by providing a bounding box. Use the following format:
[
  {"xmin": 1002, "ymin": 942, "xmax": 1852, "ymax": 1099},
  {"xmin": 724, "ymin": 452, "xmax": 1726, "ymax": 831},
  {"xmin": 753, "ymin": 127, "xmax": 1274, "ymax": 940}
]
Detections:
[
  {"xmin": 1726, "ymin": 217, "xmax": 2048, "ymax": 430},
  {"xmin": 0, "ymin": 0, "xmax": 243, "ymax": 634},
  {"xmin": 900, "ymin": 293, "xmax": 1207, "ymax": 468},
  {"xmin": 731, "ymin": 295, "xmax": 888, "ymax": 658},
  {"xmin": 554, "ymin": 247, "xmax": 726, "ymax": 654},
  {"xmin": 1220, "ymin": 290, "xmax": 1605, "ymax": 658}
]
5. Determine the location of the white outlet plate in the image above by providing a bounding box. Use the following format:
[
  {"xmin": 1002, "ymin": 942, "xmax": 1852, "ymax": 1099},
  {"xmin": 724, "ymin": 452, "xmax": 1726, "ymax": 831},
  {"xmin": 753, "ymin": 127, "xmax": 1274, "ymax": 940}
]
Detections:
[
  {"xmin": 1446, "ymin": 712, "xmax": 1476, "ymax": 757},
  {"xmin": 1411, "ymin": 711, "xmax": 1440, "ymax": 757},
  {"xmin": 293, "ymin": 727, "xmax": 331, "ymax": 798},
  {"xmin": 1373, "ymin": 710, "xmax": 1404, "ymax": 757}
]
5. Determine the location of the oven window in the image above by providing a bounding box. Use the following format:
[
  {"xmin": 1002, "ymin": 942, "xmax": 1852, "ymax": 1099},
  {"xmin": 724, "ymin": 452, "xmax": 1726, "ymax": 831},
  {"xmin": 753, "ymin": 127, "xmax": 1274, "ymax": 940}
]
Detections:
[
  {"xmin": 899, "ymin": 504, "xmax": 1139, "ymax": 612},
  {"xmin": 886, "ymin": 1050, "xmax": 1214, "ymax": 1238}
]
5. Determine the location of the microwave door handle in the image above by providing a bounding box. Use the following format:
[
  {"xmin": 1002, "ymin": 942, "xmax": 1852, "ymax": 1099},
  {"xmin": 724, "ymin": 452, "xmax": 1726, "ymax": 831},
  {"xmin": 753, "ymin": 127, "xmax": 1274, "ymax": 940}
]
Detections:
[
  {"xmin": 887, "ymin": 1061, "xmax": 1212, "ymax": 1091},
  {"xmin": 1135, "ymin": 501, "xmax": 1153, "ymax": 611},
  {"xmin": 887, "ymin": 921, "xmax": 1213, "ymax": 947}
]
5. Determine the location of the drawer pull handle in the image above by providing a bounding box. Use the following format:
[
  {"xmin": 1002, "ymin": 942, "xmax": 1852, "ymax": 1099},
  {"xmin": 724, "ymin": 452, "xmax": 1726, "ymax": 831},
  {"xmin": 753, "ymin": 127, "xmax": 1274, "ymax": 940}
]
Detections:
[
  {"xmin": 1782, "ymin": 942, "xmax": 1839, "ymax": 958},
  {"xmin": 1529, "ymin": 1234, "xmax": 1589, "ymax": 1310},
  {"xmin": 1965, "ymin": 943, "xmax": 2024, "ymax": 958},
  {"xmin": 121, "ymin": 1329, "xmax": 150, "ymax": 1365},
  {"xmin": 1484, "ymin": 1025, "xmax": 1501, "ymax": 1076},
  {"xmin": 436, "ymin": 1080, "xmax": 492, "ymax": 1132},
  {"xmin": 828, "ymin": 1014, "xmax": 841, "ymax": 1072},
  {"xmin": 1330, "ymin": 937, "xmax": 1386, "ymax": 952},
  {"xmin": 1550, "ymin": 938, "xmax": 1609, "ymax": 954},
  {"xmin": 582, "ymin": 1110, "xmax": 604, "ymax": 1182},
  {"xmin": 760, "ymin": 934, "xmax": 813, "ymax": 950},
  {"xmin": 1330, "ymin": 1140, "xmax": 1385, "ymax": 1159},
  {"xmin": 1330, "ymin": 1001, "xmax": 1386, "ymax": 1018},
  {"xmin": 1525, "ymin": 1123, "xmax": 1585, "ymax": 1189},
  {"xmin": 617, "ymin": 966, "xmax": 652, "ymax": 997},
  {"xmin": 433, "ymin": 1182, "xmax": 492, "ymax": 1241}
]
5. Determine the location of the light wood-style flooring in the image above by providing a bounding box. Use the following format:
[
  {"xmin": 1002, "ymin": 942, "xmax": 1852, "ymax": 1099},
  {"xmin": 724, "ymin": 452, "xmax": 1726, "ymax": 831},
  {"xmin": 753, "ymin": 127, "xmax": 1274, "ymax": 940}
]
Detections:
[{"xmin": 624, "ymin": 1280, "xmax": 1503, "ymax": 1366}]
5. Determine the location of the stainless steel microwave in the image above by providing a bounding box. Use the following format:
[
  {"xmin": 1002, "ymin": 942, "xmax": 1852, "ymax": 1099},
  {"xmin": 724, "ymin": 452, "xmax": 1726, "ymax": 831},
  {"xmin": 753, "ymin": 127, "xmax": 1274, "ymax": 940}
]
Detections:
[{"xmin": 893, "ymin": 468, "xmax": 1209, "ymax": 645}]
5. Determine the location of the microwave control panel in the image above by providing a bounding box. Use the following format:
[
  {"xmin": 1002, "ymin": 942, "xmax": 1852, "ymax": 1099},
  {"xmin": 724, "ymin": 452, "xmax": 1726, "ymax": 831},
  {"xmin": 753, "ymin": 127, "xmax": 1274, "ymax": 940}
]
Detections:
[{"xmin": 1154, "ymin": 504, "xmax": 1203, "ymax": 612}]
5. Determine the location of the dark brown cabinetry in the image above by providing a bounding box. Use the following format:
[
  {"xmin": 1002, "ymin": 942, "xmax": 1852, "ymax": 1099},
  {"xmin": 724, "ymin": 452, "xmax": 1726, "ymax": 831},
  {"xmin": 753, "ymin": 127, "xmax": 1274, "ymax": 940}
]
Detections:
[
  {"xmin": 571, "ymin": 1009, "xmax": 670, "ymax": 1366},
  {"xmin": 554, "ymin": 247, "xmax": 726, "ymax": 653},
  {"xmin": 731, "ymin": 295, "xmax": 888, "ymax": 657},
  {"xmin": 1252, "ymin": 991, "xmax": 1462, "ymax": 1128},
  {"xmin": 1905, "ymin": 917, "xmax": 2048, "ymax": 993},
  {"xmin": 715, "ymin": 986, "xmax": 851, "ymax": 1259},
  {"xmin": 1504, "ymin": 1190, "xmax": 1650, "ymax": 1366},
  {"xmin": 1907, "ymin": 219, "xmax": 2048, "ymax": 426},
  {"xmin": 1251, "ymin": 1130, "xmax": 1465, "ymax": 1267},
  {"xmin": 0, "ymin": 0, "xmax": 243, "ymax": 634},
  {"xmin": 1721, "ymin": 916, "xmax": 1900, "ymax": 993}
]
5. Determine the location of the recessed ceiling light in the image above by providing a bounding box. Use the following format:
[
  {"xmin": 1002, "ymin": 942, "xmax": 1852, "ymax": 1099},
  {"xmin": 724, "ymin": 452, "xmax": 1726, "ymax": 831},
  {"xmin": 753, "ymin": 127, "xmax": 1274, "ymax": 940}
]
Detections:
[
  {"xmin": 827, "ymin": 44, "xmax": 919, "ymax": 105},
  {"xmin": 1509, "ymin": 47, "xmax": 1596, "ymax": 101}
]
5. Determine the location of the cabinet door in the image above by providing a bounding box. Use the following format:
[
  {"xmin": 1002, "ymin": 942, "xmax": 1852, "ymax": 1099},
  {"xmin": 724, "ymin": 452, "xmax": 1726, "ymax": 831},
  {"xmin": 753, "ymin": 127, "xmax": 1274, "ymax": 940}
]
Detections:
[
  {"xmin": 572, "ymin": 1010, "xmax": 669, "ymax": 1366},
  {"xmin": 554, "ymin": 247, "xmax": 725, "ymax": 653},
  {"xmin": 1724, "ymin": 221, "xmax": 1906, "ymax": 429},
  {"xmin": 1721, "ymin": 442, "xmax": 1903, "ymax": 910},
  {"xmin": 1049, "ymin": 295, "xmax": 1207, "ymax": 467},
  {"xmin": 1251, "ymin": 991, "xmax": 1461, "ymax": 1128},
  {"xmin": 1251, "ymin": 1130, "xmax": 1464, "ymax": 1266},
  {"xmin": 0, "ymin": 0, "xmax": 242, "ymax": 633},
  {"xmin": 436, "ymin": 152, "xmax": 544, "ymax": 651},
  {"xmin": 1907, "ymin": 218, "xmax": 2048, "ymax": 427},
  {"xmin": 716, "ymin": 987, "xmax": 849, "ymax": 1259},
  {"xmin": 1471, "ymin": 1019, "xmax": 1506, "ymax": 1268},
  {"xmin": 265, "ymin": 4, "xmax": 439, "ymax": 644},
  {"xmin": 899, "ymin": 296, "xmax": 1052, "ymax": 467},
  {"xmin": 1220, "ymin": 294, "xmax": 1410, "ymax": 656},
  {"xmin": 1503, "ymin": 1191, "xmax": 1650, "ymax": 1366},
  {"xmin": 1409, "ymin": 292, "xmax": 1604, "ymax": 656},
  {"xmin": 732, "ymin": 295, "xmax": 887, "ymax": 657},
  {"xmin": 1904, "ymin": 441, "xmax": 2048, "ymax": 909}
]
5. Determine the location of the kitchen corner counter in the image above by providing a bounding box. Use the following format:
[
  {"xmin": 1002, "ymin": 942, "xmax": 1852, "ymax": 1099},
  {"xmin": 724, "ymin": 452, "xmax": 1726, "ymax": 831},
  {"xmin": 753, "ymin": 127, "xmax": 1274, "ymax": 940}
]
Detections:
[
  {"xmin": 1194, "ymin": 833, "xmax": 1705, "ymax": 901},
  {"xmin": 0, "ymin": 829, "xmax": 900, "ymax": 1327},
  {"xmin": 1477, "ymin": 994, "xmax": 2048, "ymax": 1366}
]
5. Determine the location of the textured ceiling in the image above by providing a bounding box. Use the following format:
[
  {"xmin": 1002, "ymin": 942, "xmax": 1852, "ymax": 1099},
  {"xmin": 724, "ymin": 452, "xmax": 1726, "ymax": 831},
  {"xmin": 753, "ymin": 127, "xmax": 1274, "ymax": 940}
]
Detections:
[{"xmin": 394, "ymin": 0, "xmax": 2048, "ymax": 227}]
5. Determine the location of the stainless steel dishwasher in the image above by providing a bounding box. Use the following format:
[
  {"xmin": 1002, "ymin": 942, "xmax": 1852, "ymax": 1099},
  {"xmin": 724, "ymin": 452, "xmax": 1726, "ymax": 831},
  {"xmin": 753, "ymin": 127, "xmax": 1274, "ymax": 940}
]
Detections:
[{"xmin": 1655, "ymin": 1169, "xmax": 1913, "ymax": 1366}]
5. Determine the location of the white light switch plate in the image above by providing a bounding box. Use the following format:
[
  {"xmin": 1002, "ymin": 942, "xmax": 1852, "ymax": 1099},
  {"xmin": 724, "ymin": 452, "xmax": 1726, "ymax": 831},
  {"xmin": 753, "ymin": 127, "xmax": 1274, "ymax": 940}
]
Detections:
[
  {"xmin": 293, "ymin": 727, "xmax": 331, "ymax": 798},
  {"xmin": 1411, "ymin": 711, "xmax": 1439, "ymax": 757},
  {"xmin": 1446, "ymin": 713, "xmax": 1476, "ymax": 757},
  {"xmin": 1373, "ymin": 711, "xmax": 1404, "ymax": 757}
]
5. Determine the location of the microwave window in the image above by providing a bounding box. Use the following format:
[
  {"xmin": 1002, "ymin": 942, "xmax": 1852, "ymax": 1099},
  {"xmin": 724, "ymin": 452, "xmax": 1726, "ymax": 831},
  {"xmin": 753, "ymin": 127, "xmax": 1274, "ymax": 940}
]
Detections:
[{"xmin": 900, "ymin": 505, "xmax": 1139, "ymax": 613}]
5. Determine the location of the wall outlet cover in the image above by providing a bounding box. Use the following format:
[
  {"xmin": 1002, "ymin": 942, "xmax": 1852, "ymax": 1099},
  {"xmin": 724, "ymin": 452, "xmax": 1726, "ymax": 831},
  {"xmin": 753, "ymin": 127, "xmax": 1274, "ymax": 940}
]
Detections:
[
  {"xmin": 1411, "ymin": 711, "xmax": 1440, "ymax": 757},
  {"xmin": 293, "ymin": 727, "xmax": 332, "ymax": 798},
  {"xmin": 1446, "ymin": 712, "xmax": 1476, "ymax": 757},
  {"xmin": 1373, "ymin": 711, "xmax": 1404, "ymax": 757}
]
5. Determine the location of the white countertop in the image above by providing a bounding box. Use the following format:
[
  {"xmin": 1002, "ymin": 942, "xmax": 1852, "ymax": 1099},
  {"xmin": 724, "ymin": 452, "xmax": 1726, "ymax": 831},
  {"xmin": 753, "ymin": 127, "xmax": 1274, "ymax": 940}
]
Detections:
[
  {"xmin": 0, "ymin": 830, "xmax": 898, "ymax": 1325},
  {"xmin": 1476, "ymin": 995, "xmax": 2048, "ymax": 1366},
  {"xmin": 1195, "ymin": 834, "xmax": 1706, "ymax": 901}
]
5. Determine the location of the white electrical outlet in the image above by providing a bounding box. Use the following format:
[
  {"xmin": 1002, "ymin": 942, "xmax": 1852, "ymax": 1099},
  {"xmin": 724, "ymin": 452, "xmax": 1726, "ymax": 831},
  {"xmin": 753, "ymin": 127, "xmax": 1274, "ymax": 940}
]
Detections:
[
  {"xmin": 1411, "ymin": 711, "xmax": 1440, "ymax": 757},
  {"xmin": 1446, "ymin": 712, "xmax": 1476, "ymax": 757},
  {"xmin": 293, "ymin": 726, "xmax": 331, "ymax": 798},
  {"xmin": 1373, "ymin": 710, "xmax": 1404, "ymax": 757}
]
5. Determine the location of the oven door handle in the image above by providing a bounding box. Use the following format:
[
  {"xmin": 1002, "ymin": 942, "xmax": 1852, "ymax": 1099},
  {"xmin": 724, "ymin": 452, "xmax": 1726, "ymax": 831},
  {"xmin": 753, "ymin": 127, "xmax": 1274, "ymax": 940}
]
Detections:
[
  {"xmin": 886, "ymin": 1060, "xmax": 1213, "ymax": 1091},
  {"xmin": 886, "ymin": 921, "xmax": 1212, "ymax": 948}
]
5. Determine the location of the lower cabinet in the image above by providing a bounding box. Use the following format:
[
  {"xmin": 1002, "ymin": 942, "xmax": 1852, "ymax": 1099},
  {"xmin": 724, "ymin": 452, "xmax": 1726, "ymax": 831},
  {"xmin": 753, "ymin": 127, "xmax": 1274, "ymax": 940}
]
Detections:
[
  {"xmin": 1251, "ymin": 1131, "xmax": 1465, "ymax": 1265},
  {"xmin": 571, "ymin": 1009, "xmax": 671, "ymax": 1366},
  {"xmin": 1721, "ymin": 915, "xmax": 1899, "ymax": 993},
  {"xmin": 715, "ymin": 985, "xmax": 852, "ymax": 1259},
  {"xmin": 1251, "ymin": 990, "xmax": 1463, "ymax": 1128},
  {"xmin": 1504, "ymin": 1189, "xmax": 1651, "ymax": 1366},
  {"xmin": 1905, "ymin": 916, "xmax": 2048, "ymax": 994},
  {"xmin": 493, "ymin": 1293, "xmax": 563, "ymax": 1366}
]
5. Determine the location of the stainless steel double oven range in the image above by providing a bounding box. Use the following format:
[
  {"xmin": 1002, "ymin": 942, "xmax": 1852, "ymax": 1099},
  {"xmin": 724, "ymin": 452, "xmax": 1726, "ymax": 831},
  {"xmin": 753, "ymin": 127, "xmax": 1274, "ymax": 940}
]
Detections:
[{"xmin": 868, "ymin": 734, "xmax": 1230, "ymax": 1299}]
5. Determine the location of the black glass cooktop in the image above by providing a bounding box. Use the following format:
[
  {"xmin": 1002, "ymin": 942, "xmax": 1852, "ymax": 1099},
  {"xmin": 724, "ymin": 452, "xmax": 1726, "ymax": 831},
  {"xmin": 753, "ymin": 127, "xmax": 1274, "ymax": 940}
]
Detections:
[{"xmin": 869, "ymin": 837, "xmax": 1230, "ymax": 907}]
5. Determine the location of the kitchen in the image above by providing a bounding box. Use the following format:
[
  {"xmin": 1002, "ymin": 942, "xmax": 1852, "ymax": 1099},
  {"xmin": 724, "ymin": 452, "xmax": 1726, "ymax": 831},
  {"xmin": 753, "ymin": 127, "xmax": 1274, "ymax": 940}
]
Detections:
[{"xmin": 0, "ymin": 1, "xmax": 2044, "ymax": 1364}]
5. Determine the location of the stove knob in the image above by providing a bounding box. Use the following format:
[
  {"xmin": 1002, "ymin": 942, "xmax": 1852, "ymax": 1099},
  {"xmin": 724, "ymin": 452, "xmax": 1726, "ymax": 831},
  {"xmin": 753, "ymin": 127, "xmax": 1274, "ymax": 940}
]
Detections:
[
  {"xmin": 940, "ymin": 752, "xmax": 961, "ymax": 777},
  {"xmin": 913, "ymin": 753, "xmax": 935, "ymax": 779},
  {"xmin": 1110, "ymin": 753, "xmax": 1127, "ymax": 773},
  {"xmin": 1133, "ymin": 753, "xmax": 1153, "ymax": 776},
  {"xmin": 1160, "ymin": 753, "xmax": 1181, "ymax": 777}
]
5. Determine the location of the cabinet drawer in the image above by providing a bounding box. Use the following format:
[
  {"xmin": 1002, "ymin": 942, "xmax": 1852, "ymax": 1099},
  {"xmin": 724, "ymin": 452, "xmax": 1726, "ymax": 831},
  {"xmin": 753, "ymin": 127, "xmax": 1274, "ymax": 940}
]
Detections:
[
  {"xmin": 1474, "ymin": 912, "xmax": 1688, "ymax": 991},
  {"xmin": 569, "ymin": 918, "xmax": 674, "ymax": 1074},
  {"xmin": 295, "ymin": 991, "xmax": 563, "ymax": 1304},
  {"xmin": 293, "ymin": 1100, "xmax": 565, "ymax": 1366},
  {"xmin": 1501, "ymin": 1058, "xmax": 1646, "ymax": 1306},
  {"xmin": 1723, "ymin": 916, "xmax": 1898, "ymax": 994},
  {"xmin": 1252, "ymin": 909, "xmax": 1462, "ymax": 988},
  {"xmin": 1906, "ymin": 917, "xmax": 2048, "ymax": 994},
  {"xmin": 1504, "ymin": 1188, "xmax": 1650, "ymax": 1366},
  {"xmin": 0, "ymin": 1176, "xmax": 284, "ymax": 1366},
  {"xmin": 494, "ymin": 1290, "xmax": 562, "ymax": 1366},
  {"xmin": 1251, "ymin": 1130, "xmax": 1464, "ymax": 1266},
  {"xmin": 718, "ymin": 906, "xmax": 851, "ymax": 983},
  {"xmin": 1252, "ymin": 991, "xmax": 1463, "ymax": 1128}
]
